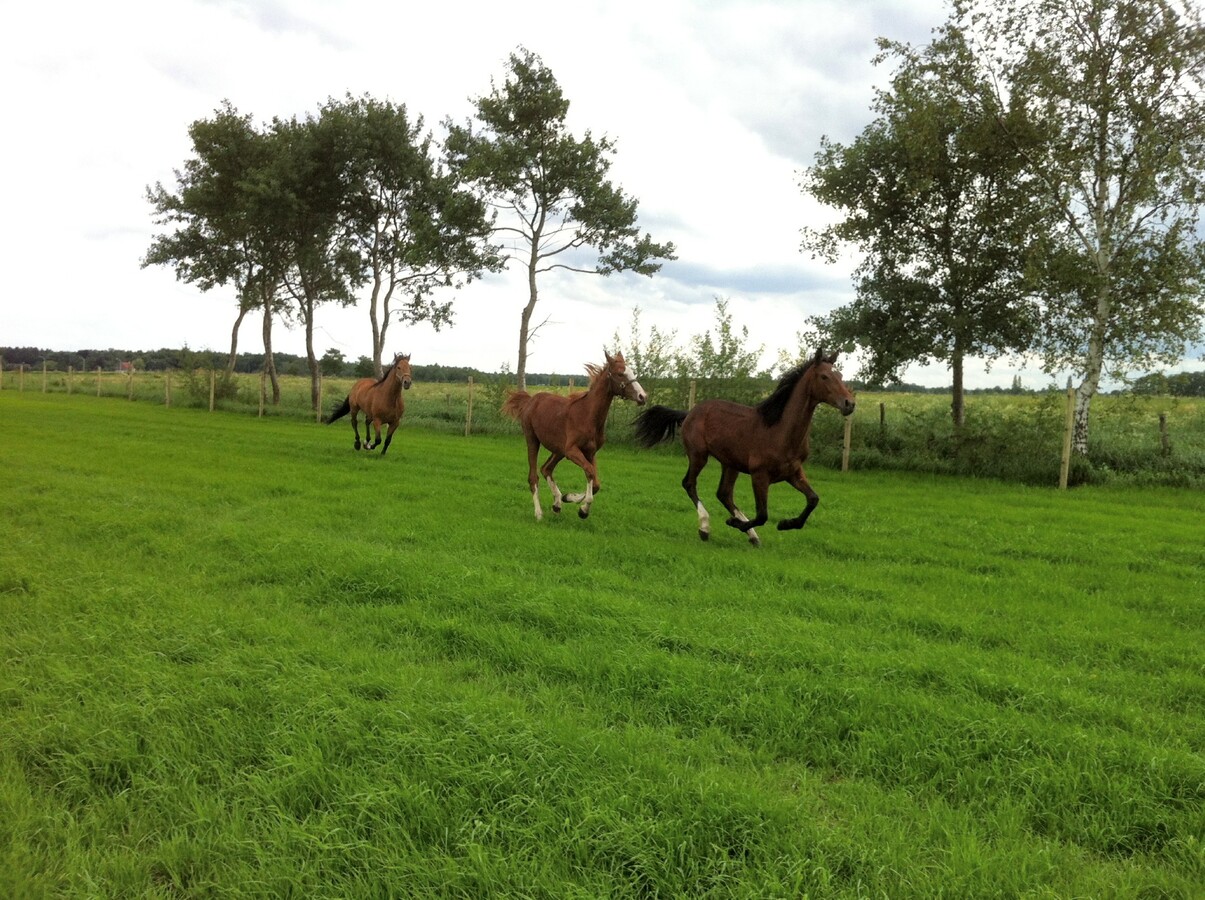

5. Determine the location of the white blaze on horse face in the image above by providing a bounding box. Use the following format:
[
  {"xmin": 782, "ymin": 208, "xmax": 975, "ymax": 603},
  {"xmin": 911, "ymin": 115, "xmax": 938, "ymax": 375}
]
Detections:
[{"xmin": 623, "ymin": 365, "xmax": 647, "ymax": 405}]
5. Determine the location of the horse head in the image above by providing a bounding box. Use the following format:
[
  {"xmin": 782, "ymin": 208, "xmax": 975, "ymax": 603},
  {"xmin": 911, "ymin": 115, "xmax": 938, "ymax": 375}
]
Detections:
[
  {"xmin": 809, "ymin": 349, "xmax": 855, "ymax": 416},
  {"xmin": 604, "ymin": 350, "xmax": 647, "ymax": 406},
  {"xmin": 392, "ymin": 353, "xmax": 413, "ymax": 390}
]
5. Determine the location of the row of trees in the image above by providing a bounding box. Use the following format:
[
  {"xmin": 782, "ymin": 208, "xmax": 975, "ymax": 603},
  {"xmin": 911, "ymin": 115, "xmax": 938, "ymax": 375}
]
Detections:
[
  {"xmin": 801, "ymin": 0, "xmax": 1205, "ymax": 452},
  {"xmin": 144, "ymin": 48, "xmax": 674, "ymax": 411}
]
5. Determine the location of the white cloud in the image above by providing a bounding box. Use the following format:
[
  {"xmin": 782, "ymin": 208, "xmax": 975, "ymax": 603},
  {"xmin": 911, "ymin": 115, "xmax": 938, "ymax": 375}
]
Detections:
[{"xmin": 5, "ymin": 0, "xmax": 1153, "ymax": 390}]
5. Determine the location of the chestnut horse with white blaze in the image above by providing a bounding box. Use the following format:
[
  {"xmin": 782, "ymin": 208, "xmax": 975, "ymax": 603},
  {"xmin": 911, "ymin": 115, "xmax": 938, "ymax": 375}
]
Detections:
[
  {"xmin": 324, "ymin": 353, "xmax": 413, "ymax": 455},
  {"xmin": 633, "ymin": 350, "xmax": 855, "ymax": 546},
  {"xmin": 502, "ymin": 351, "xmax": 647, "ymax": 520}
]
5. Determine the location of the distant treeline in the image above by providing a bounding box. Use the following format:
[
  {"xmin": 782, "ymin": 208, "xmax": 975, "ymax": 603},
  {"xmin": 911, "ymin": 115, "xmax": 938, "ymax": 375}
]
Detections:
[
  {"xmin": 3, "ymin": 346, "xmax": 1204, "ymax": 396},
  {"xmin": 0, "ymin": 346, "xmax": 560, "ymax": 387}
]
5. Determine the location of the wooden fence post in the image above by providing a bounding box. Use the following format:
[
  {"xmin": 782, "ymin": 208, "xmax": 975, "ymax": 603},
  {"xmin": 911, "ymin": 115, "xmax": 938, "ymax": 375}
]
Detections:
[
  {"xmin": 97, "ymin": 366, "xmax": 103, "ymax": 397},
  {"xmin": 127, "ymin": 367, "xmax": 134, "ymax": 401},
  {"xmin": 689, "ymin": 379, "xmax": 697, "ymax": 409},
  {"xmin": 67, "ymin": 366, "xmax": 74, "ymax": 395},
  {"xmin": 259, "ymin": 370, "xmax": 266, "ymax": 417},
  {"xmin": 42, "ymin": 361, "xmax": 48, "ymax": 393},
  {"xmin": 1059, "ymin": 377, "xmax": 1075, "ymax": 490},
  {"xmin": 209, "ymin": 369, "xmax": 216, "ymax": 412},
  {"xmin": 0, "ymin": 356, "xmax": 4, "ymax": 391},
  {"xmin": 316, "ymin": 374, "xmax": 323, "ymax": 424},
  {"xmin": 465, "ymin": 376, "xmax": 474, "ymax": 436},
  {"xmin": 165, "ymin": 371, "xmax": 172, "ymax": 407},
  {"xmin": 20, "ymin": 364, "xmax": 26, "ymax": 392},
  {"xmin": 879, "ymin": 401, "xmax": 886, "ymax": 437},
  {"xmin": 1159, "ymin": 413, "xmax": 1171, "ymax": 457},
  {"xmin": 842, "ymin": 414, "xmax": 853, "ymax": 473}
]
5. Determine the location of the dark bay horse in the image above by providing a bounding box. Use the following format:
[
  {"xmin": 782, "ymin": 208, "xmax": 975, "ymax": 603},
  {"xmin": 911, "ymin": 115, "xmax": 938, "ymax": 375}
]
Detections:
[
  {"xmin": 633, "ymin": 350, "xmax": 855, "ymax": 546},
  {"xmin": 324, "ymin": 353, "xmax": 413, "ymax": 455},
  {"xmin": 502, "ymin": 351, "xmax": 647, "ymax": 520}
]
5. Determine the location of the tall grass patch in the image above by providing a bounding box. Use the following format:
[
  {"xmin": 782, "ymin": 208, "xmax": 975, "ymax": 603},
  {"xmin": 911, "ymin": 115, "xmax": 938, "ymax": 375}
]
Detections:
[{"xmin": 2, "ymin": 392, "xmax": 1203, "ymax": 897}]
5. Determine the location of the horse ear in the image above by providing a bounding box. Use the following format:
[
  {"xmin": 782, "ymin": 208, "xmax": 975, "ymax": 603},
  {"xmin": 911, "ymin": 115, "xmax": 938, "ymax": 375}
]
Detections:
[
  {"xmin": 813, "ymin": 348, "xmax": 825, "ymax": 363},
  {"xmin": 824, "ymin": 351, "xmax": 838, "ymax": 364}
]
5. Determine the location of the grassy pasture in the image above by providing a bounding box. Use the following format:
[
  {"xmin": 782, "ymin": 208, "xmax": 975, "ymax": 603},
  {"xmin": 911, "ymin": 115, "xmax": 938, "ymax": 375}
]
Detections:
[{"xmin": 1, "ymin": 392, "xmax": 1203, "ymax": 898}]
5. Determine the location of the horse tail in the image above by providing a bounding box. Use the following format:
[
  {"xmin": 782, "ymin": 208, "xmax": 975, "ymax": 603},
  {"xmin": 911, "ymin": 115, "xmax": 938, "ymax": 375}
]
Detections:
[
  {"xmin": 633, "ymin": 405, "xmax": 688, "ymax": 447},
  {"xmin": 324, "ymin": 395, "xmax": 351, "ymax": 424},
  {"xmin": 501, "ymin": 390, "xmax": 532, "ymax": 421}
]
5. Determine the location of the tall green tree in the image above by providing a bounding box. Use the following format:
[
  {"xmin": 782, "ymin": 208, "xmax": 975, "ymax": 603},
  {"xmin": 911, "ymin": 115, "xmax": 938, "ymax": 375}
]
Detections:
[
  {"xmin": 144, "ymin": 102, "xmax": 272, "ymax": 375},
  {"xmin": 801, "ymin": 28, "xmax": 1039, "ymax": 426},
  {"xmin": 144, "ymin": 102, "xmax": 296, "ymax": 402},
  {"xmin": 956, "ymin": 0, "xmax": 1205, "ymax": 453},
  {"xmin": 272, "ymin": 112, "xmax": 358, "ymax": 410},
  {"xmin": 444, "ymin": 48, "xmax": 676, "ymax": 390},
  {"xmin": 330, "ymin": 95, "xmax": 500, "ymax": 377}
]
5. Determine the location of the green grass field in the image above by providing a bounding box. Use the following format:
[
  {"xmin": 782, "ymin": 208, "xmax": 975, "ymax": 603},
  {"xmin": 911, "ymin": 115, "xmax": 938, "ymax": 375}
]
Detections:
[{"xmin": 2, "ymin": 393, "xmax": 1202, "ymax": 897}]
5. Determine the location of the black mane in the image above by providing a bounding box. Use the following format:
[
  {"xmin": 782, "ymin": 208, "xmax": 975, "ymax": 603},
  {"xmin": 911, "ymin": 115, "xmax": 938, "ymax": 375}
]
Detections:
[{"xmin": 756, "ymin": 359, "xmax": 816, "ymax": 427}]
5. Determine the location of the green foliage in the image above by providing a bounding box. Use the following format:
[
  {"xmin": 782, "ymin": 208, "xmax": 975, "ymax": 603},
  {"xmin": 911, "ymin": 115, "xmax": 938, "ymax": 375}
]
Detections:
[
  {"xmin": 444, "ymin": 47, "xmax": 675, "ymax": 387},
  {"xmin": 801, "ymin": 27, "xmax": 1039, "ymax": 426},
  {"xmin": 674, "ymin": 297, "xmax": 765, "ymax": 379},
  {"xmin": 2, "ymin": 393, "xmax": 1202, "ymax": 897}
]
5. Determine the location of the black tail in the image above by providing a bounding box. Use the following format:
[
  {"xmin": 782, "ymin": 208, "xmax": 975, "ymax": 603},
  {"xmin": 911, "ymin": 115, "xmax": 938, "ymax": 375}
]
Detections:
[
  {"xmin": 633, "ymin": 405, "xmax": 688, "ymax": 447},
  {"xmin": 324, "ymin": 396, "xmax": 351, "ymax": 424}
]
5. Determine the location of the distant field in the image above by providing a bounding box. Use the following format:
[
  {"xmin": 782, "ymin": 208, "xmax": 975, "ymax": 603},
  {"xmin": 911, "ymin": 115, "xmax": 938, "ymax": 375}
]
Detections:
[{"xmin": 2, "ymin": 392, "xmax": 1203, "ymax": 897}]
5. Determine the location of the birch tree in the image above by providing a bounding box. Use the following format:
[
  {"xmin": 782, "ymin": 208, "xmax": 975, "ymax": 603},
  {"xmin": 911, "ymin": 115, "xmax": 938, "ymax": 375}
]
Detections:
[{"xmin": 957, "ymin": 0, "xmax": 1205, "ymax": 453}]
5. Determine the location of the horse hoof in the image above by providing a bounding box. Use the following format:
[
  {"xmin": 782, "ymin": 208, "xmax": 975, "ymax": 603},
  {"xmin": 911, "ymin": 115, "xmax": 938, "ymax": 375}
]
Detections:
[
  {"xmin": 552, "ymin": 504, "xmax": 561, "ymax": 514},
  {"xmin": 749, "ymin": 534, "xmax": 761, "ymax": 548},
  {"xmin": 578, "ymin": 508, "xmax": 589, "ymax": 520},
  {"xmin": 698, "ymin": 530, "xmax": 710, "ymax": 542}
]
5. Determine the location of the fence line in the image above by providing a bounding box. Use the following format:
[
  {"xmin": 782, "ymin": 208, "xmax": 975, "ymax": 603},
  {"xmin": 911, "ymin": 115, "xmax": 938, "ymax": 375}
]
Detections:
[{"xmin": 1, "ymin": 363, "xmax": 1194, "ymax": 486}]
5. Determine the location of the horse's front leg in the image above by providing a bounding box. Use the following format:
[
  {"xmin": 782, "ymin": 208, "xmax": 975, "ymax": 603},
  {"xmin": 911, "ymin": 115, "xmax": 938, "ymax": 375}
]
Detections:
[
  {"xmin": 718, "ymin": 466, "xmax": 762, "ymax": 547},
  {"xmin": 540, "ymin": 452, "xmax": 565, "ymax": 514},
  {"xmin": 351, "ymin": 411, "xmax": 363, "ymax": 450},
  {"xmin": 777, "ymin": 464, "xmax": 819, "ymax": 532},
  {"xmin": 562, "ymin": 447, "xmax": 598, "ymax": 519},
  {"xmin": 366, "ymin": 417, "xmax": 383, "ymax": 450},
  {"xmin": 379, "ymin": 421, "xmax": 398, "ymax": 455}
]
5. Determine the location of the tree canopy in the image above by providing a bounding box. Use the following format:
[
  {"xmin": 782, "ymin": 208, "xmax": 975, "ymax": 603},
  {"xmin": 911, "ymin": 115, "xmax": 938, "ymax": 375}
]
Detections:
[{"xmin": 444, "ymin": 47, "xmax": 676, "ymax": 390}]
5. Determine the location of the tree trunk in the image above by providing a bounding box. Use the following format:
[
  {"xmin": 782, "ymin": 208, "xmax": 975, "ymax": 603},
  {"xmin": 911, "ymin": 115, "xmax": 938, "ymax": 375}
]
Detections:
[
  {"xmin": 368, "ymin": 271, "xmax": 384, "ymax": 378},
  {"xmin": 516, "ymin": 236, "xmax": 541, "ymax": 392},
  {"xmin": 261, "ymin": 295, "xmax": 280, "ymax": 404},
  {"xmin": 950, "ymin": 350, "xmax": 965, "ymax": 428},
  {"xmin": 303, "ymin": 297, "xmax": 320, "ymax": 413},
  {"xmin": 227, "ymin": 304, "xmax": 250, "ymax": 373},
  {"xmin": 1073, "ymin": 283, "xmax": 1112, "ymax": 455}
]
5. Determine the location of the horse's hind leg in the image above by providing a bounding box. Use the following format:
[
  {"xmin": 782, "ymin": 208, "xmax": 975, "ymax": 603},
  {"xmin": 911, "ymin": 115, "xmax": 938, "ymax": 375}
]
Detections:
[
  {"xmin": 351, "ymin": 410, "xmax": 363, "ymax": 450},
  {"xmin": 777, "ymin": 464, "xmax": 819, "ymax": 532},
  {"xmin": 539, "ymin": 452, "xmax": 565, "ymax": 514},
  {"xmin": 681, "ymin": 450, "xmax": 711, "ymax": 541},
  {"xmin": 525, "ymin": 432, "xmax": 545, "ymax": 520},
  {"xmin": 366, "ymin": 418, "xmax": 383, "ymax": 450},
  {"xmin": 717, "ymin": 466, "xmax": 762, "ymax": 547}
]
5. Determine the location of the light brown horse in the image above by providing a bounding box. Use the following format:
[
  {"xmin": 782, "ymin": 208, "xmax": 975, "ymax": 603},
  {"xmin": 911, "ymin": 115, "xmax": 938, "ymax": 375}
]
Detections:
[
  {"xmin": 502, "ymin": 351, "xmax": 647, "ymax": 520},
  {"xmin": 633, "ymin": 350, "xmax": 855, "ymax": 546},
  {"xmin": 324, "ymin": 353, "xmax": 413, "ymax": 455}
]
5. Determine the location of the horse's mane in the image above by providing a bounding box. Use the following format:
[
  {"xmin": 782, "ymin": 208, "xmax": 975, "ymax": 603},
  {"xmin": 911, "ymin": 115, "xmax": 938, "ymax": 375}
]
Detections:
[{"xmin": 756, "ymin": 358, "xmax": 816, "ymax": 427}]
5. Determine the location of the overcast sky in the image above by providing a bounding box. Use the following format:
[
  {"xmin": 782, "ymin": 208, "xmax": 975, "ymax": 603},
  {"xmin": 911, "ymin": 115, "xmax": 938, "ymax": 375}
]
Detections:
[{"xmin": 6, "ymin": 0, "xmax": 1174, "ymax": 389}]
